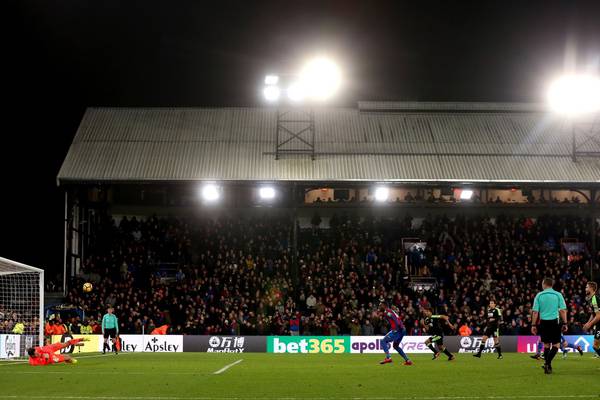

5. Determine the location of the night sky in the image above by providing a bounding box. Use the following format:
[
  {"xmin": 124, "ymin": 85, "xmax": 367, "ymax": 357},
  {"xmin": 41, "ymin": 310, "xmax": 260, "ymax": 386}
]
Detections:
[{"xmin": 3, "ymin": 0, "xmax": 600, "ymax": 279}]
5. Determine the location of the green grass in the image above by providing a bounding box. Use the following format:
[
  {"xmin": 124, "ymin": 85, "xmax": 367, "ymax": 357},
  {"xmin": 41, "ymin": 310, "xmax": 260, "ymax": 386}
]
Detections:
[{"xmin": 1, "ymin": 353, "xmax": 599, "ymax": 399}]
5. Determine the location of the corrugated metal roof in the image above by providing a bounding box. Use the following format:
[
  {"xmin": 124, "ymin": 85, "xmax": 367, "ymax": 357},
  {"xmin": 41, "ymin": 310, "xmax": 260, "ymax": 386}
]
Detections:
[
  {"xmin": 58, "ymin": 104, "xmax": 600, "ymax": 184},
  {"xmin": 358, "ymin": 101, "xmax": 547, "ymax": 112}
]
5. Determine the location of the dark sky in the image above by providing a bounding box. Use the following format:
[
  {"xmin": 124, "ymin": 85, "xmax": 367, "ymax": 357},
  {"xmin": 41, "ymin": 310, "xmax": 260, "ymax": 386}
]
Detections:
[{"xmin": 3, "ymin": 0, "xmax": 600, "ymax": 277}]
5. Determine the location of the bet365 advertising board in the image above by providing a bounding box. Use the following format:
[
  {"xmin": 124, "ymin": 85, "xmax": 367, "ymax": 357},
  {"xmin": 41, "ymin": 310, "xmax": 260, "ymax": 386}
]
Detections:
[{"xmin": 267, "ymin": 336, "xmax": 350, "ymax": 353}]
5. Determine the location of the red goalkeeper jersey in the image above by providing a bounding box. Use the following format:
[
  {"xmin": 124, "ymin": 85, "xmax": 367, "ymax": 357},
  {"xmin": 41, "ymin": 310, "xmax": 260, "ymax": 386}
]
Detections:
[{"xmin": 28, "ymin": 339, "xmax": 82, "ymax": 366}]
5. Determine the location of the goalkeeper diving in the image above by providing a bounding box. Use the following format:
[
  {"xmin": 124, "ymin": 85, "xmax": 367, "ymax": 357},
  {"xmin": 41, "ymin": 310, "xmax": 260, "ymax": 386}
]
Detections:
[{"xmin": 27, "ymin": 338, "xmax": 89, "ymax": 366}]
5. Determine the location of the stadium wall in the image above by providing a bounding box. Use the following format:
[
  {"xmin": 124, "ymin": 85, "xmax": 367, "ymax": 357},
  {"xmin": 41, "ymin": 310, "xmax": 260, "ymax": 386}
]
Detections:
[{"xmin": 45, "ymin": 334, "xmax": 598, "ymax": 355}]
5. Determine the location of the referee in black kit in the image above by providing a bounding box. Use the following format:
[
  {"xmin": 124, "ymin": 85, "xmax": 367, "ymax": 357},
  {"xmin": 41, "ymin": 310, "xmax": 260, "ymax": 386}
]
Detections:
[{"xmin": 531, "ymin": 277, "xmax": 568, "ymax": 374}]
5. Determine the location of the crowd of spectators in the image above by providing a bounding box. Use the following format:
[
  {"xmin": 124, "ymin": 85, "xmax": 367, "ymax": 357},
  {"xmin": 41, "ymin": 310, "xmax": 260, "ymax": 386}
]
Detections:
[
  {"xmin": 296, "ymin": 214, "xmax": 596, "ymax": 337},
  {"xmin": 66, "ymin": 215, "xmax": 293, "ymax": 335},
  {"xmin": 60, "ymin": 213, "xmax": 598, "ymax": 337},
  {"xmin": 0, "ymin": 304, "xmax": 40, "ymax": 336}
]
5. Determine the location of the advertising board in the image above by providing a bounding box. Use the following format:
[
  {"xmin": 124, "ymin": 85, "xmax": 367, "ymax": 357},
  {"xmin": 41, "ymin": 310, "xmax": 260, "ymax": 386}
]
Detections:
[
  {"xmin": 350, "ymin": 336, "xmax": 431, "ymax": 354},
  {"xmin": 183, "ymin": 336, "xmax": 266, "ymax": 353},
  {"xmin": 51, "ymin": 334, "xmax": 100, "ymax": 354},
  {"xmin": 268, "ymin": 336, "xmax": 350, "ymax": 354},
  {"xmin": 517, "ymin": 335, "xmax": 595, "ymax": 353},
  {"xmin": 51, "ymin": 334, "xmax": 182, "ymax": 353},
  {"xmin": 0, "ymin": 334, "xmax": 21, "ymax": 358}
]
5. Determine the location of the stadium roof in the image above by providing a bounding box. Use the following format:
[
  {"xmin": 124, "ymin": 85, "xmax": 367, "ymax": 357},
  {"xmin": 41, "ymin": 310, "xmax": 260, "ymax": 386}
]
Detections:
[{"xmin": 58, "ymin": 102, "xmax": 600, "ymax": 185}]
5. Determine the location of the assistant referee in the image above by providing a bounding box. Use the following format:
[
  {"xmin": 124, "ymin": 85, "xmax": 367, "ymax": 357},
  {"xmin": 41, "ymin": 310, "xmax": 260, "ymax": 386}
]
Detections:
[
  {"xmin": 531, "ymin": 277, "xmax": 567, "ymax": 374},
  {"xmin": 102, "ymin": 306, "xmax": 119, "ymax": 355}
]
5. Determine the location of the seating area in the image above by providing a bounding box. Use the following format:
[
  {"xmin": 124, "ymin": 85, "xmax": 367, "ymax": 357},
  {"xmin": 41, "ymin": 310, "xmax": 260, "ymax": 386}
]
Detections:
[{"xmin": 64, "ymin": 213, "xmax": 597, "ymax": 336}]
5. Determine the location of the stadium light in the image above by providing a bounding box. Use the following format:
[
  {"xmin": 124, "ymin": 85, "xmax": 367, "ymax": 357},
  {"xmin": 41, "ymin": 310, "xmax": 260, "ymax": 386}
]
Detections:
[
  {"xmin": 263, "ymin": 86, "xmax": 281, "ymax": 102},
  {"xmin": 460, "ymin": 189, "xmax": 473, "ymax": 200},
  {"xmin": 374, "ymin": 186, "xmax": 389, "ymax": 202},
  {"xmin": 547, "ymin": 74, "xmax": 600, "ymax": 115},
  {"xmin": 262, "ymin": 57, "xmax": 342, "ymax": 104},
  {"xmin": 299, "ymin": 57, "xmax": 342, "ymax": 101},
  {"xmin": 287, "ymin": 82, "xmax": 306, "ymax": 102},
  {"xmin": 264, "ymin": 75, "xmax": 279, "ymax": 85},
  {"xmin": 259, "ymin": 186, "xmax": 276, "ymax": 200},
  {"xmin": 201, "ymin": 184, "xmax": 220, "ymax": 202}
]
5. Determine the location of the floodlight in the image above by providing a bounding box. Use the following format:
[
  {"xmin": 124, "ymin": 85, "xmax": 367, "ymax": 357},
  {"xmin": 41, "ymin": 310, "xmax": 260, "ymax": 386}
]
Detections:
[
  {"xmin": 299, "ymin": 57, "xmax": 341, "ymax": 100},
  {"xmin": 547, "ymin": 74, "xmax": 600, "ymax": 115},
  {"xmin": 264, "ymin": 75, "xmax": 279, "ymax": 85},
  {"xmin": 287, "ymin": 82, "xmax": 306, "ymax": 102},
  {"xmin": 460, "ymin": 189, "xmax": 473, "ymax": 200},
  {"xmin": 202, "ymin": 184, "xmax": 220, "ymax": 202},
  {"xmin": 374, "ymin": 187, "xmax": 389, "ymax": 202},
  {"xmin": 259, "ymin": 187, "xmax": 276, "ymax": 200},
  {"xmin": 263, "ymin": 86, "xmax": 281, "ymax": 102}
]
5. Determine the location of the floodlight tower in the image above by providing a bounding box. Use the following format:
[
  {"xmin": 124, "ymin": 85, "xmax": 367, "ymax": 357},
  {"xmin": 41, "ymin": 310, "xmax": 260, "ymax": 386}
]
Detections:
[
  {"xmin": 263, "ymin": 57, "xmax": 342, "ymax": 160},
  {"xmin": 548, "ymin": 73, "xmax": 600, "ymax": 281},
  {"xmin": 547, "ymin": 74, "xmax": 600, "ymax": 162}
]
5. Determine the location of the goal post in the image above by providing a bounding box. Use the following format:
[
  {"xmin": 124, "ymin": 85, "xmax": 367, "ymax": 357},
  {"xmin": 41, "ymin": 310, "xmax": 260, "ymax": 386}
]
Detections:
[{"xmin": 0, "ymin": 257, "xmax": 44, "ymax": 360}]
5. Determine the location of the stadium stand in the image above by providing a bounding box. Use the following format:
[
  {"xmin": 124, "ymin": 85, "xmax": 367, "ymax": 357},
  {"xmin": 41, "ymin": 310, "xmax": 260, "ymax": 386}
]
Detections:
[
  {"xmin": 52, "ymin": 102, "xmax": 600, "ymax": 337},
  {"xmin": 60, "ymin": 213, "xmax": 596, "ymax": 337}
]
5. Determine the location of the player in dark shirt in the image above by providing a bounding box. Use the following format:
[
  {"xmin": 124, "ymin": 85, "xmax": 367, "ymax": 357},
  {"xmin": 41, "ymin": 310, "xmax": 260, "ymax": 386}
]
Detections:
[
  {"xmin": 422, "ymin": 307, "xmax": 455, "ymax": 361},
  {"xmin": 582, "ymin": 281, "xmax": 600, "ymax": 357},
  {"xmin": 473, "ymin": 300, "xmax": 503, "ymax": 359}
]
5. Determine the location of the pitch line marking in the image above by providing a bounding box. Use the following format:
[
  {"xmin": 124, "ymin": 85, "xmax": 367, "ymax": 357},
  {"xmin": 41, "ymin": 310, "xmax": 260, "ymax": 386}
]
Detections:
[
  {"xmin": 213, "ymin": 358, "xmax": 244, "ymax": 375},
  {"xmin": 0, "ymin": 396, "xmax": 593, "ymax": 399},
  {"xmin": 10, "ymin": 371, "xmax": 202, "ymax": 376}
]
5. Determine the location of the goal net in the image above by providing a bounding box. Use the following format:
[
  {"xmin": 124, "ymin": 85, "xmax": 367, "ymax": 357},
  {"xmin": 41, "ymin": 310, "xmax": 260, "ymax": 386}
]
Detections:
[{"xmin": 0, "ymin": 257, "xmax": 44, "ymax": 360}]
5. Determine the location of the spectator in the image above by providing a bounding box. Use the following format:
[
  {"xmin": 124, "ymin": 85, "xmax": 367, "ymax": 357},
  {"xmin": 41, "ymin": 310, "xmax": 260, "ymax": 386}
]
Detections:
[
  {"xmin": 80, "ymin": 320, "xmax": 92, "ymax": 334},
  {"xmin": 290, "ymin": 313, "xmax": 300, "ymax": 336},
  {"xmin": 459, "ymin": 323, "xmax": 472, "ymax": 336},
  {"xmin": 350, "ymin": 319, "xmax": 361, "ymax": 336},
  {"xmin": 306, "ymin": 294, "xmax": 317, "ymax": 310},
  {"xmin": 361, "ymin": 320, "xmax": 374, "ymax": 335}
]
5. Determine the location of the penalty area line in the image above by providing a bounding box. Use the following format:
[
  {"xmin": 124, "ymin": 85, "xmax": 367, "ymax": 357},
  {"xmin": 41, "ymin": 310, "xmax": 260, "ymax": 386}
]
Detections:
[{"xmin": 213, "ymin": 359, "xmax": 244, "ymax": 375}]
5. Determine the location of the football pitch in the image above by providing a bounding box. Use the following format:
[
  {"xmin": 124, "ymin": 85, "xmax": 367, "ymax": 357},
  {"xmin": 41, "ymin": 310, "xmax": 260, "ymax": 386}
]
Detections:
[{"xmin": 0, "ymin": 353, "xmax": 598, "ymax": 400}]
